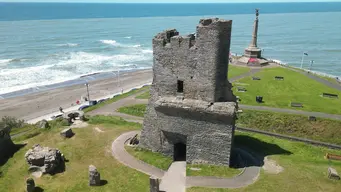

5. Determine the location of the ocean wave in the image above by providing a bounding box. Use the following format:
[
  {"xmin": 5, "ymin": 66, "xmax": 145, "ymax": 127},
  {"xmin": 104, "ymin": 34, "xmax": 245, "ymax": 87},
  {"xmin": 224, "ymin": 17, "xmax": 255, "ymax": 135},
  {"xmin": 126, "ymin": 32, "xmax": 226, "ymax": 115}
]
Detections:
[
  {"xmin": 57, "ymin": 43, "xmax": 79, "ymax": 47},
  {"xmin": 0, "ymin": 59, "xmax": 13, "ymax": 66},
  {"xmin": 142, "ymin": 49, "xmax": 153, "ymax": 54},
  {"xmin": 100, "ymin": 39, "xmax": 141, "ymax": 48},
  {"xmin": 0, "ymin": 51, "xmax": 152, "ymax": 95},
  {"xmin": 100, "ymin": 39, "xmax": 118, "ymax": 46},
  {"xmin": 124, "ymin": 36, "xmax": 132, "ymax": 39}
]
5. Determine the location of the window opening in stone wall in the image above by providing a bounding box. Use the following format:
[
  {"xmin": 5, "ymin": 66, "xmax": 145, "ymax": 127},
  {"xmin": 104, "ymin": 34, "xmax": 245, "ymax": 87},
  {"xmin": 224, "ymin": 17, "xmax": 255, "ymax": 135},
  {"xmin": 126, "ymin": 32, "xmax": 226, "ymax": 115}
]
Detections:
[
  {"xmin": 177, "ymin": 80, "xmax": 184, "ymax": 93},
  {"xmin": 173, "ymin": 143, "xmax": 186, "ymax": 161}
]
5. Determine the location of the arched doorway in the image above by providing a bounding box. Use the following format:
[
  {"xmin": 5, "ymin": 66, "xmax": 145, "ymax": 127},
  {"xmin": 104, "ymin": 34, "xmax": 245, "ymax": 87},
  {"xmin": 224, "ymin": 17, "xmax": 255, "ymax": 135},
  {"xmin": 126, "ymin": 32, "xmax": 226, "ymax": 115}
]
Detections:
[{"xmin": 173, "ymin": 143, "xmax": 186, "ymax": 161}]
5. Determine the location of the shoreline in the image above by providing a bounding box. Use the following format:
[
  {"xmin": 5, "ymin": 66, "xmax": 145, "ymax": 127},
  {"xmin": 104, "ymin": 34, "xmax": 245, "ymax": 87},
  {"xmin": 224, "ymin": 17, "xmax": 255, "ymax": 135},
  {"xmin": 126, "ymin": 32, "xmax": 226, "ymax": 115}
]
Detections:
[
  {"xmin": 0, "ymin": 69, "xmax": 153, "ymax": 121},
  {"xmin": 0, "ymin": 67, "xmax": 151, "ymax": 99}
]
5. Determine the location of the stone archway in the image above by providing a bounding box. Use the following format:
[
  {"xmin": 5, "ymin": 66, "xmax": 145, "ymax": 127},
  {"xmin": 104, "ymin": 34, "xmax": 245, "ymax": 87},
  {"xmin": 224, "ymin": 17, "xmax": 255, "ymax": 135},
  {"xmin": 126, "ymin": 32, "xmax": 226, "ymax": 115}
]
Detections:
[{"xmin": 173, "ymin": 143, "xmax": 186, "ymax": 161}]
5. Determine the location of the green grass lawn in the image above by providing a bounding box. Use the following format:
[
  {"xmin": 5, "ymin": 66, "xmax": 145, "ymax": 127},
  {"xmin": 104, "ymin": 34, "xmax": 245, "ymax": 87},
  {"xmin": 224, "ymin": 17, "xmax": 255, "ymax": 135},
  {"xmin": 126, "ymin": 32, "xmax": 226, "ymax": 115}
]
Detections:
[
  {"xmin": 237, "ymin": 110, "xmax": 341, "ymax": 145},
  {"xmin": 188, "ymin": 131, "xmax": 341, "ymax": 192},
  {"xmin": 135, "ymin": 91, "xmax": 150, "ymax": 99},
  {"xmin": 117, "ymin": 104, "xmax": 146, "ymax": 117},
  {"xmin": 126, "ymin": 146, "xmax": 242, "ymax": 178},
  {"xmin": 83, "ymin": 86, "xmax": 149, "ymax": 113},
  {"xmin": 0, "ymin": 116, "xmax": 150, "ymax": 192},
  {"xmin": 233, "ymin": 67, "xmax": 341, "ymax": 114},
  {"xmin": 228, "ymin": 65, "xmax": 250, "ymax": 79},
  {"xmin": 118, "ymin": 104, "xmax": 341, "ymax": 145},
  {"xmin": 3, "ymin": 114, "xmax": 341, "ymax": 191}
]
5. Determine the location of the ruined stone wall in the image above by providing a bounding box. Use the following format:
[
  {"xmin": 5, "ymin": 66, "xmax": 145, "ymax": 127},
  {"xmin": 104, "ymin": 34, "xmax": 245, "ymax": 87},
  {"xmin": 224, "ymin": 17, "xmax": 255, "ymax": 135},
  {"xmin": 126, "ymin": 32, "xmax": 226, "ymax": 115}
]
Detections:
[
  {"xmin": 0, "ymin": 129, "xmax": 14, "ymax": 161},
  {"xmin": 140, "ymin": 18, "xmax": 237, "ymax": 166}
]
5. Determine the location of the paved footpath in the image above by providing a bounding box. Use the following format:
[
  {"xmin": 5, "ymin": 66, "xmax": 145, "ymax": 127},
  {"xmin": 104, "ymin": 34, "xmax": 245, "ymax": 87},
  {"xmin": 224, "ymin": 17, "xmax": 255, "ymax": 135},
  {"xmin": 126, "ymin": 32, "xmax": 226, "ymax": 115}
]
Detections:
[
  {"xmin": 229, "ymin": 68, "xmax": 261, "ymax": 83},
  {"xmin": 287, "ymin": 67, "xmax": 341, "ymax": 91},
  {"xmin": 112, "ymin": 131, "xmax": 261, "ymax": 189},
  {"xmin": 89, "ymin": 90, "xmax": 341, "ymax": 122},
  {"xmin": 239, "ymin": 104, "xmax": 341, "ymax": 120},
  {"xmin": 159, "ymin": 161, "xmax": 186, "ymax": 192}
]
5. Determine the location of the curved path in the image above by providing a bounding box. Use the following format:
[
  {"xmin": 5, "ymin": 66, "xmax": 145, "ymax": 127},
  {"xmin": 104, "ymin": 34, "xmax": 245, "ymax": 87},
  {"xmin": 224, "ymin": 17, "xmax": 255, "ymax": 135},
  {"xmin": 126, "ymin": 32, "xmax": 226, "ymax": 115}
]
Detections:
[
  {"xmin": 287, "ymin": 67, "xmax": 341, "ymax": 91},
  {"xmin": 229, "ymin": 68, "xmax": 262, "ymax": 83},
  {"xmin": 112, "ymin": 131, "xmax": 261, "ymax": 189},
  {"xmin": 88, "ymin": 90, "xmax": 341, "ymax": 122},
  {"xmin": 238, "ymin": 104, "xmax": 341, "ymax": 121}
]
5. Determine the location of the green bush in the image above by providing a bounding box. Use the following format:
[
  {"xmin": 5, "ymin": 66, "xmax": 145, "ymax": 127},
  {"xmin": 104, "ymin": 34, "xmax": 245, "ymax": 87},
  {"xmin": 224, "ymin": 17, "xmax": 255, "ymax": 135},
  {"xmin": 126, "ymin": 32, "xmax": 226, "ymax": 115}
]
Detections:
[{"xmin": 0, "ymin": 116, "xmax": 26, "ymax": 136}]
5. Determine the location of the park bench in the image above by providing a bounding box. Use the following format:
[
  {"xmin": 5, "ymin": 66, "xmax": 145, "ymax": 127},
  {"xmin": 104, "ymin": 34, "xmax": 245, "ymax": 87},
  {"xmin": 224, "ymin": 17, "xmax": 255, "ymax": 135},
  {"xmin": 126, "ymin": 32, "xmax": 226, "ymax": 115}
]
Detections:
[
  {"xmin": 322, "ymin": 92, "xmax": 338, "ymax": 98},
  {"xmin": 275, "ymin": 76, "xmax": 284, "ymax": 80},
  {"xmin": 256, "ymin": 96, "xmax": 263, "ymax": 103},
  {"xmin": 291, "ymin": 102, "xmax": 303, "ymax": 108},
  {"xmin": 252, "ymin": 76, "xmax": 261, "ymax": 80},
  {"xmin": 325, "ymin": 153, "xmax": 341, "ymax": 161},
  {"xmin": 237, "ymin": 87, "xmax": 247, "ymax": 92}
]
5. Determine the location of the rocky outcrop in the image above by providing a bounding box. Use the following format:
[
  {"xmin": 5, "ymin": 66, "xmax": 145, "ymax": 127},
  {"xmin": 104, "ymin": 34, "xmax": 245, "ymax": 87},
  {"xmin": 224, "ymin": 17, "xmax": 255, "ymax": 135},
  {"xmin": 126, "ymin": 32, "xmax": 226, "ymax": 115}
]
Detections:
[
  {"xmin": 25, "ymin": 144, "xmax": 64, "ymax": 174},
  {"xmin": 89, "ymin": 165, "xmax": 101, "ymax": 186},
  {"xmin": 62, "ymin": 110, "xmax": 85, "ymax": 124},
  {"xmin": 328, "ymin": 167, "xmax": 340, "ymax": 180},
  {"xmin": 60, "ymin": 128, "xmax": 74, "ymax": 138},
  {"xmin": 38, "ymin": 119, "xmax": 49, "ymax": 129}
]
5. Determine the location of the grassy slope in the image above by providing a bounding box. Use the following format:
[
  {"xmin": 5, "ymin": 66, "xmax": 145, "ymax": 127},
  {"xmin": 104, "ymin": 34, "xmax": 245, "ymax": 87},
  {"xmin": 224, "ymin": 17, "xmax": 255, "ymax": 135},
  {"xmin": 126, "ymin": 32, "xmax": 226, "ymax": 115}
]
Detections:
[
  {"xmin": 0, "ymin": 116, "xmax": 150, "ymax": 192},
  {"xmin": 233, "ymin": 67, "xmax": 341, "ymax": 114},
  {"xmin": 118, "ymin": 104, "xmax": 341, "ymax": 145},
  {"xmin": 83, "ymin": 86, "xmax": 149, "ymax": 113},
  {"xmin": 3, "ymin": 115, "xmax": 341, "ymax": 191},
  {"xmin": 228, "ymin": 65, "xmax": 250, "ymax": 79},
  {"xmin": 126, "ymin": 146, "xmax": 241, "ymax": 178},
  {"xmin": 117, "ymin": 104, "xmax": 146, "ymax": 117},
  {"xmin": 135, "ymin": 91, "xmax": 150, "ymax": 99},
  {"xmin": 237, "ymin": 110, "xmax": 341, "ymax": 145},
  {"xmin": 188, "ymin": 131, "xmax": 341, "ymax": 192}
]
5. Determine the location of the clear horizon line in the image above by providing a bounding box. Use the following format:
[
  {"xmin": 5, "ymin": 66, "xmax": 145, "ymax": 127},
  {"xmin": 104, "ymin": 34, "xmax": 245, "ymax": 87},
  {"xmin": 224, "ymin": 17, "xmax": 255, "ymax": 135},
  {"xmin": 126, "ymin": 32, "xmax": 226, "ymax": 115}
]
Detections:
[{"xmin": 1, "ymin": 1, "xmax": 341, "ymax": 3}]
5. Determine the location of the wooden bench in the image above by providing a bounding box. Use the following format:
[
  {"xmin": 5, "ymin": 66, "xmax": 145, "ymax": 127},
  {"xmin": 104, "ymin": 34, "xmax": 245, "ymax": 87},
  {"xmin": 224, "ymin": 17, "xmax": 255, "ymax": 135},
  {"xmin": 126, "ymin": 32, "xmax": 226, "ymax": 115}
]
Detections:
[
  {"xmin": 291, "ymin": 102, "xmax": 303, "ymax": 108},
  {"xmin": 322, "ymin": 93, "xmax": 338, "ymax": 98},
  {"xmin": 256, "ymin": 96, "xmax": 263, "ymax": 103},
  {"xmin": 252, "ymin": 77, "xmax": 261, "ymax": 80},
  {"xmin": 325, "ymin": 153, "xmax": 341, "ymax": 161},
  {"xmin": 237, "ymin": 87, "xmax": 247, "ymax": 92},
  {"xmin": 275, "ymin": 76, "xmax": 284, "ymax": 80},
  {"xmin": 328, "ymin": 167, "xmax": 340, "ymax": 180}
]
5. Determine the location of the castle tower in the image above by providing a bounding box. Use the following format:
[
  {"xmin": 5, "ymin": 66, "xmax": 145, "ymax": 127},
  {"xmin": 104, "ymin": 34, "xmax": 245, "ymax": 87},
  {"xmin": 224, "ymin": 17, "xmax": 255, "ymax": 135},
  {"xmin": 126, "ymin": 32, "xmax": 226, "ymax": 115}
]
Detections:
[{"xmin": 139, "ymin": 18, "xmax": 237, "ymax": 166}]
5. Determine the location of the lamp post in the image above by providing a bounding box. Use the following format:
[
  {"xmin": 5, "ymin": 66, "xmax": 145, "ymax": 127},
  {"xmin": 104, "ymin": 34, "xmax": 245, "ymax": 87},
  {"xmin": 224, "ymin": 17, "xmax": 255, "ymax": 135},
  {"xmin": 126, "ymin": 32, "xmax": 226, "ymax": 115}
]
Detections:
[
  {"xmin": 300, "ymin": 52, "xmax": 308, "ymax": 69},
  {"xmin": 85, "ymin": 82, "xmax": 90, "ymax": 102}
]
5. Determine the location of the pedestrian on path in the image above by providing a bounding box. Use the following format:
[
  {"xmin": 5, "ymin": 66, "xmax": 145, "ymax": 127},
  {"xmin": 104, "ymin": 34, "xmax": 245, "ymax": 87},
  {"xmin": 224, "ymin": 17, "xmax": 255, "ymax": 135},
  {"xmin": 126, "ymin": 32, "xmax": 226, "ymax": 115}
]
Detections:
[{"xmin": 59, "ymin": 107, "xmax": 64, "ymax": 113}]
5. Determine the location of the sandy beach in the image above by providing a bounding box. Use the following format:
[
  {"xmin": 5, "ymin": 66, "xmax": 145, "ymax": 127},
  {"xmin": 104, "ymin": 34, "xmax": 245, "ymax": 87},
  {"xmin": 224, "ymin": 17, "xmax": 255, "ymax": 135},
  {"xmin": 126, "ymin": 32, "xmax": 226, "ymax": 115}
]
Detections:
[{"xmin": 0, "ymin": 69, "xmax": 152, "ymax": 121}]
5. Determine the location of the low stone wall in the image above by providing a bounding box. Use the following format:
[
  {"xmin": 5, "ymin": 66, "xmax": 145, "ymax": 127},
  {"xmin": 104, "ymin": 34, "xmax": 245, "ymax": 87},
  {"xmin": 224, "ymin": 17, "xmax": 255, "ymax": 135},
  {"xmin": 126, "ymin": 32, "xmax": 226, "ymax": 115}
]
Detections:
[
  {"xmin": 0, "ymin": 132, "xmax": 14, "ymax": 161},
  {"xmin": 236, "ymin": 126, "xmax": 341, "ymax": 150}
]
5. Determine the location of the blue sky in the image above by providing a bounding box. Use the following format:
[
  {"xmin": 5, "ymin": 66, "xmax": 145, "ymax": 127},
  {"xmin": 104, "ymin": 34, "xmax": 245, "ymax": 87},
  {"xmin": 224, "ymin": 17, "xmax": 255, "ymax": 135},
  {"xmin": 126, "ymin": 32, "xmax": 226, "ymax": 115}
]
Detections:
[{"xmin": 2, "ymin": 0, "xmax": 341, "ymax": 3}]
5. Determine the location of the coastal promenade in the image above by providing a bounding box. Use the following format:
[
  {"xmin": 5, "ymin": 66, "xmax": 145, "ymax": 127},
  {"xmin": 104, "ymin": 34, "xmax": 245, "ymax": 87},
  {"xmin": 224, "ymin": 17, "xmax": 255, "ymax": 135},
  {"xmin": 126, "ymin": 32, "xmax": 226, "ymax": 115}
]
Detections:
[
  {"xmin": 1, "ymin": 64, "xmax": 341, "ymax": 124},
  {"xmin": 0, "ymin": 69, "xmax": 152, "ymax": 123}
]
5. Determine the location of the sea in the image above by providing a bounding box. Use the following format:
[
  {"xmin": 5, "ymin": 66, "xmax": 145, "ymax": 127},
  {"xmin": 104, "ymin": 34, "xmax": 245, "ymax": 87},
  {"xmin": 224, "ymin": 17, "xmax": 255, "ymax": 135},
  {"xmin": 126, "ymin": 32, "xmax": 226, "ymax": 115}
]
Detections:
[{"xmin": 0, "ymin": 2, "xmax": 341, "ymax": 97}]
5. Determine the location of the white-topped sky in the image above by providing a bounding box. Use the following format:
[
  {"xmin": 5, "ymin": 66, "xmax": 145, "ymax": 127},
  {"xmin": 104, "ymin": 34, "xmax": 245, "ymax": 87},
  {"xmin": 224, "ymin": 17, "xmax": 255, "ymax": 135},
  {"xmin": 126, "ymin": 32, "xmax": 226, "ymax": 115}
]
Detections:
[{"xmin": 1, "ymin": 0, "xmax": 341, "ymax": 3}]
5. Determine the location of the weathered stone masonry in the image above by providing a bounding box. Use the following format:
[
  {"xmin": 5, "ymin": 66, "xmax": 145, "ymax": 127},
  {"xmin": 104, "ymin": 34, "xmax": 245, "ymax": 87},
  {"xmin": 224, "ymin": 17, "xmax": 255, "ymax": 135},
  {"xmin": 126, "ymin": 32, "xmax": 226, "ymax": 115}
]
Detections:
[{"xmin": 139, "ymin": 18, "xmax": 238, "ymax": 166}]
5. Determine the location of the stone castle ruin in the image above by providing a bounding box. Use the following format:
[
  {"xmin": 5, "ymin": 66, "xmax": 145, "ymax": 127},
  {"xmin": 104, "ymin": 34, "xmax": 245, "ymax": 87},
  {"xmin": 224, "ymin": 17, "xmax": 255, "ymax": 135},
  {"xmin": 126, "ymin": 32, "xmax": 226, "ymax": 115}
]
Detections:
[{"xmin": 139, "ymin": 18, "xmax": 238, "ymax": 166}]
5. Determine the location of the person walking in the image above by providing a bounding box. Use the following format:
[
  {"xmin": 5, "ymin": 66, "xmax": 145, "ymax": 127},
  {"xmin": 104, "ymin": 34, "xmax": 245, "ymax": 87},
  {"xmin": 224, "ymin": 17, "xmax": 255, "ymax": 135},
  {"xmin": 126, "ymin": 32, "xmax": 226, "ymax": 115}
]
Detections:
[{"xmin": 59, "ymin": 107, "xmax": 64, "ymax": 113}]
